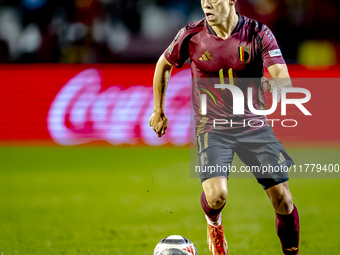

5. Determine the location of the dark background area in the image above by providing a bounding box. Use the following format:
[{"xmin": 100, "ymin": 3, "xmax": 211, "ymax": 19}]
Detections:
[{"xmin": 0, "ymin": 0, "xmax": 339, "ymax": 64}]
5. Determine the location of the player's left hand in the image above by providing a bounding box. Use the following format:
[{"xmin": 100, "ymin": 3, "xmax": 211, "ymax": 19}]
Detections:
[{"xmin": 261, "ymin": 77, "xmax": 281, "ymax": 103}]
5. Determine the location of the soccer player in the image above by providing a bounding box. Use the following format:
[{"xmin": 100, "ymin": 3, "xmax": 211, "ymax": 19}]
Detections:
[{"xmin": 149, "ymin": 0, "xmax": 300, "ymax": 254}]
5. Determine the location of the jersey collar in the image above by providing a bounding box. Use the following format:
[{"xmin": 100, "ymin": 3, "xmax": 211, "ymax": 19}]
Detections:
[
  {"xmin": 206, "ymin": 12, "xmax": 244, "ymax": 36},
  {"xmin": 232, "ymin": 13, "xmax": 244, "ymax": 34}
]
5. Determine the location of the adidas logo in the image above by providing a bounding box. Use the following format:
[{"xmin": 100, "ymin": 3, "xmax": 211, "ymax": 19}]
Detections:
[
  {"xmin": 182, "ymin": 246, "xmax": 195, "ymax": 255},
  {"xmin": 278, "ymin": 153, "xmax": 286, "ymax": 164},
  {"xmin": 199, "ymin": 51, "xmax": 212, "ymax": 61}
]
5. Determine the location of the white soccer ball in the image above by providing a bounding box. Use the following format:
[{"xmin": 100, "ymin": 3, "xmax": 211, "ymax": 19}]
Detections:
[{"xmin": 153, "ymin": 235, "xmax": 198, "ymax": 255}]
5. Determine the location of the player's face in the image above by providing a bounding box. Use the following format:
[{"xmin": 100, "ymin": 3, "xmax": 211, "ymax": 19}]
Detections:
[{"xmin": 201, "ymin": 0, "xmax": 233, "ymax": 26}]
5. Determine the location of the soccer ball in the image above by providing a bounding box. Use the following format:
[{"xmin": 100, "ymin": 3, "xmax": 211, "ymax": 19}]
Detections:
[{"xmin": 153, "ymin": 235, "xmax": 198, "ymax": 255}]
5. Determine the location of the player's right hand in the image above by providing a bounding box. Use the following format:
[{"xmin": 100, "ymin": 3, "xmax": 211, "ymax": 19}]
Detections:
[{"xmin": 149, "ymin": 111, "xmax": 168, "ymax": 137}]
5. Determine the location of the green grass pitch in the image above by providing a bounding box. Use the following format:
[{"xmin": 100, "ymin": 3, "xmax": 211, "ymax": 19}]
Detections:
[{"xmin": 0, "ymin": 146, "xmax": 339, "ymax": 254}]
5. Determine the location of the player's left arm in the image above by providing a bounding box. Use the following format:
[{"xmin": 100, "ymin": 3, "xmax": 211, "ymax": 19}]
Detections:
[
  {"xmin": 262, "ymin": 63, "xmax": 292, "ymax": 91},
  {"xmin": 268, "ymin": 63, "xmax": 292, "ymax": 88},
  {"xmin": 268, "ymin": 63, "xmax": 290, "ymax": 80},
  {"xmin": 262, "ymin": 64, "xmax": 292, "ymax": 103},
  {"xmin": 260, "ymin": 24, "xmax": 292, "ymax": 101}
]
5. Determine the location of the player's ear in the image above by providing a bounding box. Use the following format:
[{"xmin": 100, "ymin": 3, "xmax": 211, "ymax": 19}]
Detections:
[{"xmin": 229, "ymin": 0, "xmax": 237, "ymax": 6}]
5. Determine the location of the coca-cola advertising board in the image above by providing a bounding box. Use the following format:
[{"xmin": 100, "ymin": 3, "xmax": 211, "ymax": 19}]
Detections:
[{"xmin": 0, "ymin": 64, "xmax": 339, "ymax": 146}]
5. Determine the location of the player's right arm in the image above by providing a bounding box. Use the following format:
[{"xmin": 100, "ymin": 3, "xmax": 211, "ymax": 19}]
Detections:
[
  {"xmin": 149, "ymin": 23, "xmax": 197, "ymax": 137},
  {"xmin": 149, "ymin": 53, "xmax": 173, "ymax": 137}
]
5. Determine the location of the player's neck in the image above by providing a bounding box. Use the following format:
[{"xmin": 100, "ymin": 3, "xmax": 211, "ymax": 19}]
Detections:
[{"xmin": 211, "ymin": 10, "xmax": 238, "ymax": 40}]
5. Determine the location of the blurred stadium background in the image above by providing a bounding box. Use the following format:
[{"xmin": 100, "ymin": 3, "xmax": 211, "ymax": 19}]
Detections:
[
  {"xmin": 0, "ymin": 0, "xmax": 339, "ymax": 64},
  {"xmin": 0, "ymin": 0, "xmax": 339, "ymax": 254}
]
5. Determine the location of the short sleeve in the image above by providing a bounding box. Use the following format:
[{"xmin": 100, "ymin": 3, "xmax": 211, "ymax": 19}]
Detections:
[
  {"xmin": 261, "ymin": 25, "xmax": 286, "ymax": 68},
  {"xmin": 163, "ymin": 27, "xmax": 190, "ymax": 68}
]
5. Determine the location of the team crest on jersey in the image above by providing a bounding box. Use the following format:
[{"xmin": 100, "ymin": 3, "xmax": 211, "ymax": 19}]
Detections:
[{"xmin": 238, "ymin": 46, "xmax": 249, "ymax": 62}]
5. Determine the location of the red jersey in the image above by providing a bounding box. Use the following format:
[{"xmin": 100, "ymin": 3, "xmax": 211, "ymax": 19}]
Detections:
[{"xmin": 163, "ymin": 13, "xmax": 286, "ymax": 135}]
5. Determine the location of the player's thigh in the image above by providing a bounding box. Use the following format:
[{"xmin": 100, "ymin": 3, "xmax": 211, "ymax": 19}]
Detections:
[
  {"xmin": 196, "ymin": 132, "xmax": 235, "ymax": 184},
  {"xmin": 236, "ymin": 142, "xmax": 294, "ymax": 190}
]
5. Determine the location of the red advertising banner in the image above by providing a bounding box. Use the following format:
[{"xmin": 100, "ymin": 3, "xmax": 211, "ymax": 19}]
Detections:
[{"xmin": 0, "ymin": 64, "xmax": 339, "ymax": 146}]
